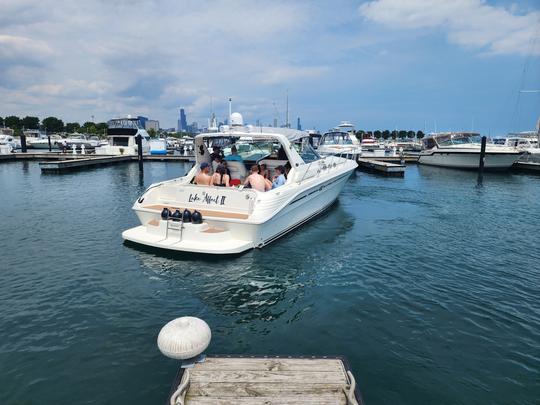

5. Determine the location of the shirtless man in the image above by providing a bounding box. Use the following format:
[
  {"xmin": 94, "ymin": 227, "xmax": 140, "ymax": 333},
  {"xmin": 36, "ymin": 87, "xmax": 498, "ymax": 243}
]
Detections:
[
  {"xmin": 195, "ymin": 162, "xmax": 212, "ymax": 185},
  {"xmin": 244, "ymin": 165, "xmax": 270, "ymax": 192}
]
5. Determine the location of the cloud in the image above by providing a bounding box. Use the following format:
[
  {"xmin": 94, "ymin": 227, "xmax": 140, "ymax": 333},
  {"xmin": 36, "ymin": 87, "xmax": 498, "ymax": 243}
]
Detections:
[{"xmin": 359, "ymin": 0, "xmax": 540, "ymax": 56}]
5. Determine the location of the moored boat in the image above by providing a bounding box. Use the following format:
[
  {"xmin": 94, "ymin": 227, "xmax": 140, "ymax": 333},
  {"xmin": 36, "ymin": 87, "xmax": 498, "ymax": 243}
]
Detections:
[
  {"xmin": 95, "ymin": 117, "xmax": 150, "ymax": 155},
  {"xmin": 418, "ymin": 132, "xmax": 523, "ymax": 169}
]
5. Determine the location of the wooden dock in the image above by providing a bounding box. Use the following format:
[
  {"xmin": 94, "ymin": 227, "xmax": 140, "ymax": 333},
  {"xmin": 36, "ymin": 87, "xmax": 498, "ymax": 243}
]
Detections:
[
  {"xmin": 168, "ymin": 356, "xmax": 363, "ymax": 405},
  {"xmin": 40, "ymin": 155, "xmax": 132, "ymax": 172},
  {"xmin": 357, "ymin": 158, "xmax": 406, "ymax": 177}
]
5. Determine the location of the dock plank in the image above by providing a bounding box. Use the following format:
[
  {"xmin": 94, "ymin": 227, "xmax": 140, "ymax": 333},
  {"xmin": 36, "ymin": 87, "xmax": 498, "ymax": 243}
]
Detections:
[
  {"xmin": 189, "ymin": 370, "xmax": 346, "ymax": 384},
  {"xmin": 187, "ymin": 382, "xmax": 345, "ymax": 397},
  {"xmin": 198, "ymin": 358, "xmax": 345, "ymax": 372},
  {"xmin": 186, "ymin": 394, "xmax": 346, "ymax": 404}
]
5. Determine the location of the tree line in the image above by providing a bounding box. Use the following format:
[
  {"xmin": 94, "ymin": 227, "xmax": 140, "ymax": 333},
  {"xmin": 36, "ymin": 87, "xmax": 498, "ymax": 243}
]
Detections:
[
  {"xmin": 356, "ymin": 130, "xmax": 425, "ymax": 140},
  {"xmin": 0, "ymin": 115, "xmax": 108, "ymax": 136}
]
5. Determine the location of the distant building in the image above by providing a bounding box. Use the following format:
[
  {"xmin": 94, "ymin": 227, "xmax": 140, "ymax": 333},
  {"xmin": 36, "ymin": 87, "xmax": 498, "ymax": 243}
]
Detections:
[
  {"xmin": 137, "ymin": 116, "xmax": 148, "ymax": 129},
  {"xmin": 297, "ymin": 117, "xmax": 301, "ymax": 131},
  {"xmin": 145, "ymin": 120, "xmax": 159, "ymax": 132},
  {"xmin": 177, "ymin": 108, "xmax": 188, "ymax": 132}
]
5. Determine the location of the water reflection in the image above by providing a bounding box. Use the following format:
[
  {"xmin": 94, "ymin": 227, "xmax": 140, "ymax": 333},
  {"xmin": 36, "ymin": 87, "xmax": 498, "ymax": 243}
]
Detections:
[{"xmin": 127, "ymin": 202, "xmax": 354, "ymax": 324}]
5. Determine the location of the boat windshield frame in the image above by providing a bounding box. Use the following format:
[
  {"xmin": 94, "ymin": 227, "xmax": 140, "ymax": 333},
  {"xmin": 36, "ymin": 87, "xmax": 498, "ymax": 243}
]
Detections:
[{"xmin": 320, "ymin": 131, "xmax": 355, "ymax": 146}]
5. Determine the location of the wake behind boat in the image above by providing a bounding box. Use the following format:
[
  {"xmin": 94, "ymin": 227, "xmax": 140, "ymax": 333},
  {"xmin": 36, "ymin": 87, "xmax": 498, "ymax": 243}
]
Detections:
[
  {"xmin": 122, "ymin": 113, "xmax": 357, "ymax": 254},
  {"xmin": 418, "ymin": 132, "xmax": 523, "ymax": 170}
]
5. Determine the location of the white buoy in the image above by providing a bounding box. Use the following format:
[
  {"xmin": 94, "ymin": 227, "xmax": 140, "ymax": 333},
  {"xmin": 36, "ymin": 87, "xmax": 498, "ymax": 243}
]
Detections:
[{"xmin": 157, "ymin": 317, "xmax": 211, "ymax": 360}]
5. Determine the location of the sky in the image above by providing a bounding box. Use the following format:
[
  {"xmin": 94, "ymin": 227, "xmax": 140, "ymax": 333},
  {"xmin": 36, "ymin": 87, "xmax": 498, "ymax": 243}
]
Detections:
[{"xmin": 0, "ymin": 0, "xmax": 539, "ymax": 135}]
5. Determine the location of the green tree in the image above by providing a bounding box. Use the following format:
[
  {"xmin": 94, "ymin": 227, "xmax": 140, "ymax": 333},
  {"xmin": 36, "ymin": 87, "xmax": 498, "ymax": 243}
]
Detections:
[
  {"xmin": 407, "ymin": 130, "xmax": 415, "ymax": 139},
  {"xmin": 82, "ymin": 121, "xmax": 97, "ymax": 134},
  {"xmin": 65, "ymin": 122, "xmax": 81, "ymax": 133},
  {"xmin": 391, "ymin": 130, "xmax": 398, "ymax": 139},
  {"xmin": 382, "ymin": 130, "xmax": 390, "ymax": 140},
  {"xmin": 398, "ymin": 130, "xmax": 407, "ymax": 139},
  {"xmin": 5, "ymin": 116, "xmax": 21, "ymax": 130},
  {"xmin": 356, "ymin": 130, "xmax": 365, "ymax": 140},
  {"xmin": 22, "ymin": 116, "xmax": 40, "ymax": 129},
  {"xmin": 42, "ymin": 116, "xmax": 64, "ymax": 133},
  {"xmin": 0, "ymin": 116, "xmax": 4, "ymax": 126},
  {"xmin": 148, "ymin": 128, "xmax": 156, "ymax": 137},
  {"xmin": 416, "ymin": 130, "xmax": 425, "ymax": 139},
  {"xmin": 374, "ymin": 130, "xmax": 382, "ymax": 139}
]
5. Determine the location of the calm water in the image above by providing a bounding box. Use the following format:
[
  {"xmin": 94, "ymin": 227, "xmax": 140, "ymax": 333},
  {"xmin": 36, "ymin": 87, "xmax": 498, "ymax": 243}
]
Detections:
[{"xmin": 1, "ymin": 161, "xmax": 539, "ymax": 404}]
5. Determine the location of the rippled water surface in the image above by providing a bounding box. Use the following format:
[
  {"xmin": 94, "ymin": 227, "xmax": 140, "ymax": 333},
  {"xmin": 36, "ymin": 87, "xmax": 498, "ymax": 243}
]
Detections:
[{"xmin": 1, "ymin": 161, "xmax": 539, "ymax": 404}]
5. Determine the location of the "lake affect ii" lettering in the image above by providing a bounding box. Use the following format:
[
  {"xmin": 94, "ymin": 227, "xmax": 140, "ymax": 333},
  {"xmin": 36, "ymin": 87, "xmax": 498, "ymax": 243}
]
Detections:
[{"xmin": 189, "ymin": 192, "xmax": 227, "ymax": 206}]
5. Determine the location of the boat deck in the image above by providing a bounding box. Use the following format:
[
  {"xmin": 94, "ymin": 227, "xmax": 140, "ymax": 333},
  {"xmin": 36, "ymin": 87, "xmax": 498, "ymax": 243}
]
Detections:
[{"xmin": 168, "ymin": 356, "xmax": 363, "ymax": 405}]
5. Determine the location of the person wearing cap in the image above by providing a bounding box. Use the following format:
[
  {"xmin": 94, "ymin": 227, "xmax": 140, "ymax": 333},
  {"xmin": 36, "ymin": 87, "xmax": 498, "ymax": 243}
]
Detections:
[{"xmin": 195, "ymin": 162, "xmax": 212, "ymax": 185}]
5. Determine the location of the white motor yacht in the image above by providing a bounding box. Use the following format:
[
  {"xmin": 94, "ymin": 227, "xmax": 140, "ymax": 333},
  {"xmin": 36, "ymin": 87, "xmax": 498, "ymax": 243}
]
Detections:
[
  {"xmin": 28, "ymin": 134, "xmax": 64, "ymax": 149},
  {"xmin": 0, "ymin": 133, "xmax": 19, "ymax": 152},
  {"xmin": 122, "ymin": 113, "xmax": 357, "ymax": 254},
  {"xmin": 95, "ymin": 117, "xmax": 150, "ymax": 155},
  {"xmin": 23, "ymin": 129, "xmax": 48, "ymax": 147},
  {"xmin": 418, "ymin": 132, "xmax": 523, "ymax": 169},
  {"xmin": 318, "ymin": 122, "xmax": 362, "ymax": 160}
]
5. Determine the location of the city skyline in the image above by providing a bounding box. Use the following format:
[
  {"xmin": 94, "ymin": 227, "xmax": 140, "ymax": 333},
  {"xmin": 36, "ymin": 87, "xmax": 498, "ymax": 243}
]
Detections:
[{"xmin": 1, "ymin": 0, "xmax": 539, "ymax": 135}]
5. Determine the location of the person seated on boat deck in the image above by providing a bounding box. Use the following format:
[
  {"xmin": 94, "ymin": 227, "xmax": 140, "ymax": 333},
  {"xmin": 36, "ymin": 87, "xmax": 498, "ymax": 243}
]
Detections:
[
  {"xmin": 272, "ymin": 166, "xmax": 286, "ymax": 189},
  {"xmin": 212, "ymin": 164, "xmax": 230, "ymax": 187},
  {"xmin": 224, "ymin": 145, "xmax": 243, "ymax": 162},
  {"xmin": 195, "ymin": 162, "xmax": 212, "ymax": 185},
  {"xmin": 210, "ymin": 146, "xmax": 223, "ymax": 171},
  {"xmin": 259, "ymin": 163, "xmax": 272, "ymax": 190},
  {"xmin": 220, "ymin": 159, "xmax": 232, "ymax": 177},
  {"xmin": 244, "ymin": 165, "xmax": 270, "ymax": 192}
]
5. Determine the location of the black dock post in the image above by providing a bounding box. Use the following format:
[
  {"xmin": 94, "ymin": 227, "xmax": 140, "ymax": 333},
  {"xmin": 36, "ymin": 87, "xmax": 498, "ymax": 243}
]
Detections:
[
  {"xmin": 20, "ymin": 134, "xmax": 27, "ymax": 153},
  {"xmin": 47, "ymin": 135, "xmax": 52, "ymax": 152},
  {"xmin": 136, "ymin": 134, "xmax": 143, "ymax": 172},
  {"xmin": 477, "ymin": 136, "xmax": 486, "ymax": 185}
]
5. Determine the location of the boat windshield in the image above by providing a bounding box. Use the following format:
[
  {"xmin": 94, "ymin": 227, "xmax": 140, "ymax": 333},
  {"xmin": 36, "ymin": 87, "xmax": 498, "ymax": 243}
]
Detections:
[
  {"xmin": 222, "ymin": 140, "xmax": 276, "ymax": 162},
  {"xmin": 321, "ymin": 132, "xmax": 353, "ymax": 145},
  {"xmin": 437, "ymin": 133, "xmax": 481, "ymax": 146},
  {"xmin": 294, "ymin": 138, "xmax": 321, "ymax": 163},
  {"xmin": 108, "ymin": 119, "xmax": 142, "ymax": 130}
]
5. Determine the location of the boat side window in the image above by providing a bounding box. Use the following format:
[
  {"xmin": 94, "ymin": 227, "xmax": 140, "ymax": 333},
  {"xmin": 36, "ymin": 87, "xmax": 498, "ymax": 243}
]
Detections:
[
  {"xmin": 424, "ymin": 138, "xmax": 437, "ymax": 149},
  {"xmin": 112, "ymin": 136, "xmax": 129, "ymax": 146}
]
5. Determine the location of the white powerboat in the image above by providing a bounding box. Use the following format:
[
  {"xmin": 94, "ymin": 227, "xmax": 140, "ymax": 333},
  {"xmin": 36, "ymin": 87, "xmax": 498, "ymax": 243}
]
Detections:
[
  {"xmin": 0, "ymin": 133, "xmax": 18, "ymax": 152},
  {"xmin": 23, "ymin": 129, "xmax": 48, "ymax": 147},
  {"xmin": 95, "ymin": 117, "xmax": 150, "ymax": 155},
  {"xmin": 418, "ymin": 132, "xmax": 523, "ymax": 169},
  {"xmin": 28, "ymin": 134, "xmax": 64, "ymax": 149},
  {"xmin": 122, "ymin": 113, "xmax": 357, "ymax": 254},
  {"xmin": 318, "ymin": 122, "xmax": 362, "ymax": 160}
]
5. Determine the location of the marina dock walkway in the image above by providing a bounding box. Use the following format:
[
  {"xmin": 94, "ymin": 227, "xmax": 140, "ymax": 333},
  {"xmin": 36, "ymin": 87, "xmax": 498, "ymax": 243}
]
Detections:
[{"xmin": 169, "ymin": 356, "xmax": 362, "ymax": 405}]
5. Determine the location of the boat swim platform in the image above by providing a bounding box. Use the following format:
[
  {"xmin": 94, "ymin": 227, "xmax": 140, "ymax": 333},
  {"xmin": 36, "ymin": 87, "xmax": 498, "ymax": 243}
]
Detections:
[
  {"xmin": 356, "ymin": 158, "xmax": 406, "ymax": 177},
  {"xmin": 167, "ymin": 355, "xmax": 364, "ymax": 405},
  {"xmin": 512, "ymin": 160, "xmax": 540, "ymax": 173}
]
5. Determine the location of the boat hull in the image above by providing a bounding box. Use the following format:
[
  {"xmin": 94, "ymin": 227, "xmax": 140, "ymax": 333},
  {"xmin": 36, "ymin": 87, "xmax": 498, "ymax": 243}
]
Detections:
[{"xmin": 122, "ymin": 168, "xmax": 354, "ymax": 254}]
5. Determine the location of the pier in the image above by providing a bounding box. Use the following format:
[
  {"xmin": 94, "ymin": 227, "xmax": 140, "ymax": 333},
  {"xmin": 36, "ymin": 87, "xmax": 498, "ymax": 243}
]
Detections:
[
  {"xmin": 168, "ymin": 356, "xmax": 363, "ymax": 405},
  {"xmin": 40, "ymin": 155, "xmax": 133, "ymax": 173},
  {"xmin": 357, "ymin": 158, "xmax": 406, "ymax": 177}
]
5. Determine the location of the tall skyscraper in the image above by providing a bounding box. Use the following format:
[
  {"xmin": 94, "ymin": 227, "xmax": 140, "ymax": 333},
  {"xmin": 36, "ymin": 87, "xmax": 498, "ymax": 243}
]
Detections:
[
  {"xmin": 297, "ymin": 117, "xmax": 301, "ymax": 131},
  {"xmin": 177, "ymin": 108, "xmax": 187, "ymax": 132}
]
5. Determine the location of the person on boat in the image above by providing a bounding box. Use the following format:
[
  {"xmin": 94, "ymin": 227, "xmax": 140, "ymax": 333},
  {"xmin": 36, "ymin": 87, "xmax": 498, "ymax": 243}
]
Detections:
[
  {"xmin": 224, "ymin": 145, "xmax": 243, "ymax": 162},
  {"xmin": 195, "ymin": 162, "xmax": 212, "ymax": 185},
  {"xmin": 210, "ymin": 146, "xmax": 223, "ymax": 172},
  {"xmin": 272, "ymin": 166, "xmax": 286, "ymax": 189},
  {"xmin": 211, "ymin": 164, "xmax": 230, "ymax": 187},
  {"xmin": 259, "ymin": 163, "xmax": 272, "ymax": 190},
  {"xmin": 244, "ymin": 165, "xmax": 270, "ymax": 192}
]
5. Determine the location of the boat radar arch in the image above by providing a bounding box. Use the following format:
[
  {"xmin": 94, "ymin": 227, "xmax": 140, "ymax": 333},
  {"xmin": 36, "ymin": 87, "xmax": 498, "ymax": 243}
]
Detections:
[
  {"xmin": 230, "ymin": 112, "xmax": 244, "ymax": 127},
  {"xmin": 157, "ymin": 316, "xmax": 211, "ymax": 360}
]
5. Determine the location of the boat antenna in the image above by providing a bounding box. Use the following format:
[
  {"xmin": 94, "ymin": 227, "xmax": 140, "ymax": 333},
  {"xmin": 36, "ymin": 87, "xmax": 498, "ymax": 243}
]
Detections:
[{"xmin": 286, "ymin": 89, "xmax": 289, "ymax": 128}]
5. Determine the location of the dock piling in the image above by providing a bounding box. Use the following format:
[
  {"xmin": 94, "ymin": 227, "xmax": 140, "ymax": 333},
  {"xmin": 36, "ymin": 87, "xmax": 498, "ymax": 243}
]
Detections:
[
  {"xmin": 20, "ymin": 134, "xmax": 27, "ymax": 153},
  {"xmin": 47, "ymin": 135, "xmax": 52, "ymax": 152},
  {"xmin": 136, "ymin": 134, "xmax": 143, "ymax": 172},
  {"xmin": 477, "ymin": 136, "xmax": 486, "ymax": 185}
]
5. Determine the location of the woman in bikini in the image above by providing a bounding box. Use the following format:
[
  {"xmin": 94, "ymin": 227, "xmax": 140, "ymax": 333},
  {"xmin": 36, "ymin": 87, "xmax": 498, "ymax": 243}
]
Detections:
[{"xmin": 211, "ymin": 164, "xmax": 230, "ymax": 187}]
